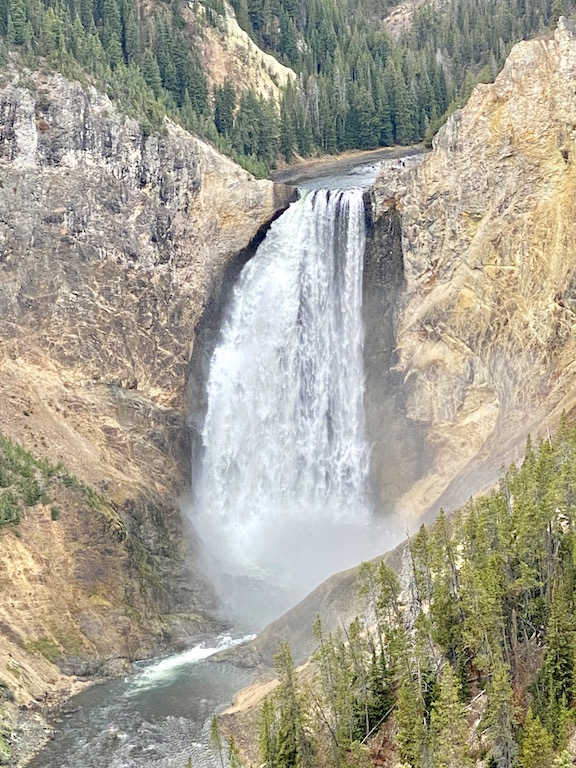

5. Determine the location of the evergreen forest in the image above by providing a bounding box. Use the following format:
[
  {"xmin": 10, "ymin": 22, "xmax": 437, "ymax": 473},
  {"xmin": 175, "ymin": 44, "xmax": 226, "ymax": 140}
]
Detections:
[
  {"xmin": 254, "ymin": 417, "xmax": 576, "ymax": 768},
  {"xmin": 0, "ymin": 0, "xmax": 574, "ymax": 172},
  {"xmin": 228, "ymin": 0, "xmax": 576, "ymax": 157}
]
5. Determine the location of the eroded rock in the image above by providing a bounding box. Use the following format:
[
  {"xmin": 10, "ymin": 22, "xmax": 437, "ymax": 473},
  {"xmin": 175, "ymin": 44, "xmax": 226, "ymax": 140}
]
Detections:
[{"xmin": 369, "ymin": 18, "xmax": 576, "ymax": 522}]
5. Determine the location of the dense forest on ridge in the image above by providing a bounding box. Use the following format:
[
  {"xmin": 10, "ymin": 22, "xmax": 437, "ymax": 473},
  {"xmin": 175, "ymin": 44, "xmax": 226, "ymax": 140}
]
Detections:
[
  {"xmin": 0, "ymin": 0, "xmax": 574, "ymax": 172},
  {"xmin": 247, "ymin": 417, "xmax": 576, "ymax": 768}
]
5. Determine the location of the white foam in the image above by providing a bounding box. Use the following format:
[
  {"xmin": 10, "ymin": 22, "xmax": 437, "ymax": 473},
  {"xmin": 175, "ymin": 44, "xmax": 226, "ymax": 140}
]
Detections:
[{"xmin": 127, "ymin": 635, "xmax": 255, "ymax": 694}]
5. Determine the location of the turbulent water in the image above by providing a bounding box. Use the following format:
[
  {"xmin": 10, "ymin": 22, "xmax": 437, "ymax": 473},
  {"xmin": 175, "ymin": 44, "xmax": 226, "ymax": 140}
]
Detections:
[
  {"xmin": 193, "ymin": 186, "xmax": 386, "ymax": 609},
  {"xmin": 27, "ymin": 636, "xmax": 254, "ymax": 768}
]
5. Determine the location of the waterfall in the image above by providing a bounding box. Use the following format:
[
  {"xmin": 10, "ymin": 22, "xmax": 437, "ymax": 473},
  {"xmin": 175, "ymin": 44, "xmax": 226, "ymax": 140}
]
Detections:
[{"xmin": 193, "ymin": 187, "xmax": 384, "ymax": 609}]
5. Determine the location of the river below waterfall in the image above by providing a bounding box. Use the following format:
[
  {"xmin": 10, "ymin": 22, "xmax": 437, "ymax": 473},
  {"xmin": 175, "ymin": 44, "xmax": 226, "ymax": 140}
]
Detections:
[
  {"xmin": 28, "ymin": 160, "xmax": 399, "ymax": 768},
  {"xmin": 27, "ymin": 637, "xmax": 254, "ymax": 768}
]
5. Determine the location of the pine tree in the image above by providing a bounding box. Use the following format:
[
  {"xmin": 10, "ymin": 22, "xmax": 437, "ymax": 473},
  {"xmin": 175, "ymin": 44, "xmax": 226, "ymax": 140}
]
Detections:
[
  {"xmin": 228, "ymin": 736, "xmax": 243, "ymax": 768},
  {"xmin": 259, "ymin": 696, "xmax": 279, "ymax": 768},
  {"xmin": 274, "ymin": 643, "xmax": 312, "ymax": 768},
  {"xmin": 141, "ymin": 51, "xmax": 162, "ymax": 97},
  {"xmin": 395, "ymin": 676, "xmax": 428, "ymax": 768},
  {"xmin": 518, "ymin": 709, "xmax": 554, "ymax": 768},
  {"xmin": 429, "ymin": 663, "xmax": 472, "ymax": 768},
  {"xmin": 486, "ymin": 665, "xmax": 518, "ymax": 768},
  {"xmin": 214, "ymin": 79, "xmax": 236, "ymax": 137},
  {"xmin": 256, "ymin": 95, "xmax": 279, "ymax": 167},
  {"xmin": 8, "ymin": 0, "xmax": 27, "ymax": 44},
  {"xmin": 210, "ymin": 715, "xmax": 225, "ymax": 768},
  {"xmin": 533, "ymin": 583, "xmax": 576, "ymax": 742}
]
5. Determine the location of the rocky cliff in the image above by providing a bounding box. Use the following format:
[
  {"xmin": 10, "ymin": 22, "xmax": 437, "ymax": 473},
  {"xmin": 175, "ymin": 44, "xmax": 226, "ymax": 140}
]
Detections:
[
  {"xmin": 196, "ymin": 2, "xmax": 296, "ymax": 101},
  {"xmin": 0, "ymin": 64, "xmax": 294, "ymax": 727},
  {"xmin": 368, "ymin": 17, "xmax": 576, "ymax": 523}
]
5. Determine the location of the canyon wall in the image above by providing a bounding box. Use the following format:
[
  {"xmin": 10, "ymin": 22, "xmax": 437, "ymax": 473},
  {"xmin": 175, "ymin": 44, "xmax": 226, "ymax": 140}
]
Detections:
[
  {"xmin": 368, "ymin": 17, "xmax": 576, "ymax": 523},
  {"xmin": 0, "ymin": 65, "xmax": 293, "ymax": 715}
]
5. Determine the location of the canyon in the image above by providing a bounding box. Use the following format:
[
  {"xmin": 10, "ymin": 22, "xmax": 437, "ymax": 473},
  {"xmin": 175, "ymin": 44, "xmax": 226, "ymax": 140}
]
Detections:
[
  {"xmin": 2, "ymin": 11, "xmax": 576, "ymax": 767},
  {"xmin": 0, "ymin": 64, "xmax": 294, "ymax": 754}
]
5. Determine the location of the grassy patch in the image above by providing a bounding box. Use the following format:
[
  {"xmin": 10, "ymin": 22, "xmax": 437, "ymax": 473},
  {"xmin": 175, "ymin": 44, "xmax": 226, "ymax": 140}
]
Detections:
[
  {"xmin": 25, "ymin": 636, "xmax": 61, "ymax": 664},
  {"xmin": 5, "ymin": 664, "xmax": 20, "ymax": 682},
  {"xmin": 53, "ymin": 629, "xmax": 84, "ymax": 657},
  {"xmin": 0, "ymin": 432, "xmax": 127, "ymax": 537},
  {"xmin": 0, "ymin": 681, "xmax": 13, "ymax": 703},
  {"xmin": 0, "ymin": 734, "xmax": 10, "ymax": 766}
]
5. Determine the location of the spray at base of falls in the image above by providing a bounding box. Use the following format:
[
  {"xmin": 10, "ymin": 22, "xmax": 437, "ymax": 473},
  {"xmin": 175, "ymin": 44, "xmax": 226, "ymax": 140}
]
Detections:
[{"xmin": 192, "ymin": 187, "xmax": 391, "ymax": 616}]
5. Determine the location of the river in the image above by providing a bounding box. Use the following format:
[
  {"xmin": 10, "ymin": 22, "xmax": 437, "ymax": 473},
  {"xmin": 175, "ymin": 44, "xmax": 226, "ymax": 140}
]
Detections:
[{"xmin": 27, "ymin": 637, "xmax": 254, "ymax": 768}]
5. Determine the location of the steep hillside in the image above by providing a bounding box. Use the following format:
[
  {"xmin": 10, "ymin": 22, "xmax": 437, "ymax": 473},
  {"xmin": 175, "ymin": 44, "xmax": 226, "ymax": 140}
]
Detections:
[
  {"xmin": 197, "ymin": 2, "xmax": 295, "ymax": 100},
  {"xmin": 222, "ymin": 418, "xmax": 576, "ymax": 768},
  {"xmin": 0, "ymin": 0, "xmax": 298, "ymax": 175},
  {"xmin": 0, "ymin": 65, "xmax": 293, "ymax": 745},
  {"xmin": 1, "ymin": 0, "xmax": 573, "ymax": 173},
  {"xmin": 366, "ymin": 17, "xmax": 576, "ymax": 522}
]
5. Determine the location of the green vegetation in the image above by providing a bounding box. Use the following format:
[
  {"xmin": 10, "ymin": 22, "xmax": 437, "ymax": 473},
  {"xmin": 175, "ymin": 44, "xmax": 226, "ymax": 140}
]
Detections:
[
  {"xmin": 0, "ymin": 736, "xmax": 10, "ymax": 766},
  {"xmin": 24, "ymin": 628, "xmax": 82, "ymax": 662},
  {"xmin": 0, "ymin": 0, "xmax": 280, "ymax": 172},
  {"xmin": 256, "ymin": 416, "xmax": 576, "ymax": 767},
  {"xmin": 233, "ymin": 0, "xmax": 576, "ymax": 155},
  {"xmin": 0, "ymin": 431, "xmax": 126, "ymax": 531},
  {"xmin": 0, "ymin": 0, "xmax": 572, "ymax": 172},
  {"xmin": 0, "ymin": 431, "xmax": 175, "ymax": 601},
  {"xmin": 25, "ymin": 635, "xmax": 61, "ymax": 663},
  {"xmin": 0, "ymin": 432, "xmax": 54, "ymax": 524}
]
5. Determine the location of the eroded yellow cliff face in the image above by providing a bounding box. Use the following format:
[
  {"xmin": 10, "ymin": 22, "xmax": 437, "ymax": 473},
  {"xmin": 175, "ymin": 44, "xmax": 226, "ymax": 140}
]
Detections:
[
  {"xmin": 371, "ymin": 19, "xmax": 576, "ymax": 522},
  {"xmin": 195, "ymin": 2, "xmax": 296, "ymax": 100},
  {"xmin": 0, "ymin": 68, "xmax": 293, "ymax": 727}
]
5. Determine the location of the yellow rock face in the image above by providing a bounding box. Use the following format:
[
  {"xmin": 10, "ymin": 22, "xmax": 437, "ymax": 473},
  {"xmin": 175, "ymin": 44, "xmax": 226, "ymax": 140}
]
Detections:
[
  {"xmin": 196, "ymin": 2, "xmax": 296, "ymax": 100},
  {"xmin": 371, "ymin": 19, "xmax": 576, "ymax": 523}
]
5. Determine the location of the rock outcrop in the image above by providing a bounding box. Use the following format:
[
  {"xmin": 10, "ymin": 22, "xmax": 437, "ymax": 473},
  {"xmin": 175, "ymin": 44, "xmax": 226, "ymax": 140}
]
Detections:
[
  {"xmin": 0, "ymin": 65, "xmax": 294, "ymax": 713},
  {"xmin": 368, "ymin": 18, "xmax": 576, "ymax": 523},
  {"xmin": 196, "ymin": 2, "xmax": 296, "ymax": 101}
]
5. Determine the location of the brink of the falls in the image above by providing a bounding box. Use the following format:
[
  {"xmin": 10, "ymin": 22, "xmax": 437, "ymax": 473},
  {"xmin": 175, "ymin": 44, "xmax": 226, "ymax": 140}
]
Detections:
[{"xmin": 192, "ymin": 187, "xmax": 390, "ymax": 623}]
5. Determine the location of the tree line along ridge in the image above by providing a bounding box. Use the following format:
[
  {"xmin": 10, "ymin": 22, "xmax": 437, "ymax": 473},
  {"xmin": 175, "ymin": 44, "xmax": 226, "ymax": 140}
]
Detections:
[{"xmin": 0, "ymin": 0, "xmax": 572, "ymax": 173}]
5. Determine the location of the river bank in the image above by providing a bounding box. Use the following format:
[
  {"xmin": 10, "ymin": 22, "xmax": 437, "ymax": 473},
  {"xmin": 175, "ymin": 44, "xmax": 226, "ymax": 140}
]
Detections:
[{"xmin": 269, "ymin": 144, "xmax": 428, "ymax": 185}]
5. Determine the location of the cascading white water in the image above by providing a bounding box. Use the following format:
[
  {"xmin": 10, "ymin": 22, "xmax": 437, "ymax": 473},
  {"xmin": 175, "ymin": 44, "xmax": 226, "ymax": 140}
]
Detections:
[{"xmin": 193, "ymin": 187, "xmax": 385, "ymax": 606}]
